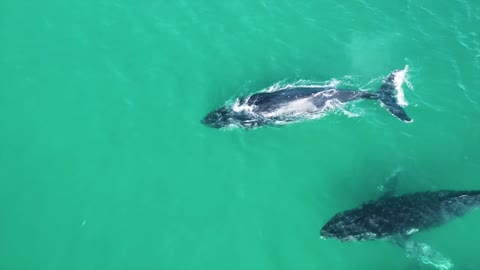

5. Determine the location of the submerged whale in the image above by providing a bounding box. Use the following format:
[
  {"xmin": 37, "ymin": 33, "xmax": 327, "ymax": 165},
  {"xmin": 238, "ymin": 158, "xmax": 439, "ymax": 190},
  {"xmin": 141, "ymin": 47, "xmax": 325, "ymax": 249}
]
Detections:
[
  {"xmin": 202, "ymin": 67, "xmax": 412, "ymax": 129},
  {"xmin": 320, "ymin": 174, "xmax": 479, "ymax": 269},
  {"xmin": 321, "ymin": 190, "xmax": 480, "ymax": 241}
]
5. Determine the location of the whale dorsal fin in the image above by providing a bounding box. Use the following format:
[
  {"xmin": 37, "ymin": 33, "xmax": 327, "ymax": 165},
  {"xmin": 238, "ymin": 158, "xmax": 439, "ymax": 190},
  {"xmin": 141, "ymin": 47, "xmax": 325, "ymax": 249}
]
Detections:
[{"xmin": 378, "ymin": 171, "xmax": 400, "ymax": 199}]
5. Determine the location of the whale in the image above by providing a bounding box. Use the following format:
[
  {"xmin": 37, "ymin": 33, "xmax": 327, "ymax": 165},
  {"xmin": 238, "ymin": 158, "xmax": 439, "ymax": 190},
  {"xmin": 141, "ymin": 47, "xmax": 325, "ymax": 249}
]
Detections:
[
  {"xmin": 320, "ymin": 190, "xmax": 480, "ymax": 242},
  {"xmin": 201, "ymin": 67, "xmax": 412, "ymax": 129},
  {"xmin": 320, "ymin": 174, "xmax": 479, "ymax": 269}
]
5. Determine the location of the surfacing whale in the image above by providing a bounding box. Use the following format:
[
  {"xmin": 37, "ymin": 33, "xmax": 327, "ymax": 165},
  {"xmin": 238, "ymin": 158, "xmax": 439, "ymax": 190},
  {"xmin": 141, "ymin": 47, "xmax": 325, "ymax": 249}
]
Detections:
[{"xmin": 202, "ymin": 67, "xmax": 412, "ymax": 129}]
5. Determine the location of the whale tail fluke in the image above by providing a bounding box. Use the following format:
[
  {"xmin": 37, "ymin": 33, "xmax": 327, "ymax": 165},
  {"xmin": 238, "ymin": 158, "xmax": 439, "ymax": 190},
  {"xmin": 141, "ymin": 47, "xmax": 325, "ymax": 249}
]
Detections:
[{"xmin": 376, "ymin": 67, "xmax": 412, "ymax": 123}]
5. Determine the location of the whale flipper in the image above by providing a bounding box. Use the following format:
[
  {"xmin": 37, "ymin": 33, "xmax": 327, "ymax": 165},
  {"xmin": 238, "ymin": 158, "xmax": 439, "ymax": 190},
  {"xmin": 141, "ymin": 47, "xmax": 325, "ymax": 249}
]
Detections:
[
  {"xmin": 377, "ymin": 68, "xmax": 413, "ymax": 123},
  {"xmin": 394, "ymin": 236, "xmax": 454, "ymax": 270}
]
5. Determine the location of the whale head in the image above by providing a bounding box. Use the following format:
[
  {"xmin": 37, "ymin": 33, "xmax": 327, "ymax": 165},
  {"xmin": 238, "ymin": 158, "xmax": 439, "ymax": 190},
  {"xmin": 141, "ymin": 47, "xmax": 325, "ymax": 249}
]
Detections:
[
  {"xmin": 320, "ymin": 210, "xmax": 379, "ymax": 242},
  {"xmin": 201, "ymin": 107, "xmax": 240, "ymax": 129}
]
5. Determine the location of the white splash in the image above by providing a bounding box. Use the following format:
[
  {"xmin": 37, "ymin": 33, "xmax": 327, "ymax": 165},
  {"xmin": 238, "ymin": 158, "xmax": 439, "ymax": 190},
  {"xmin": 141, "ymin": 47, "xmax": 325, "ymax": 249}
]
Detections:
[
  {"xmin": 263, "ymin": 81, "xmax": 286, "ymax": 93},
  {"xmin": 261, "ymin": 78, "xmax": 341, "ymax": 93},
  {"xmin": 327, "ymin": 99, "xmax": 360, "ymax": 118},
  {"xmin": 405, "ymin": 228, "xmax": 419, "ymax": 235},
  {"xmin": 232, "ymin": 98, "xmax": 255, "ymax": 113},
  {"xmin": 337, "ymin": 107, "xmax": 360, "ymax": 118},
  {"xmin": 393, "ymin": 65, "xmax": 410, "ymax": 107}
]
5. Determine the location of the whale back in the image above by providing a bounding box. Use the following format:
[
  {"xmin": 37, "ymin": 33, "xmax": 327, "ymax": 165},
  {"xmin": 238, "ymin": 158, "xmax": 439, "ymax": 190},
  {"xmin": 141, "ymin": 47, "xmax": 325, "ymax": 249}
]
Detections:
[{"xmin": 245, "ymin": 87, "xmax": 330, "ymax": 111}]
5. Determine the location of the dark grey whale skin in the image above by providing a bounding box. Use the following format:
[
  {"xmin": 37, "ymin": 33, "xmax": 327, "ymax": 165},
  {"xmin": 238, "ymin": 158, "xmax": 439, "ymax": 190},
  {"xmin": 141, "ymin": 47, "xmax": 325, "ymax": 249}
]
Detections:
[{"xmin": 320, "ymin": 190, "xmax": 480, "ymax": 241}]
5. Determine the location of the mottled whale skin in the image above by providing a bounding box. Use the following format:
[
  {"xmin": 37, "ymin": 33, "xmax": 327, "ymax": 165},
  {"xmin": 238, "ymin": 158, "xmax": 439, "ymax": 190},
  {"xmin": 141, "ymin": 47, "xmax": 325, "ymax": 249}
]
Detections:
[
  {"xmin": 202, "ymin": 68, "xmax": 412, "ymax": 129},
  {"xmin": 320, "ymin": 190, "xmax": 480, "ymax": 242}
]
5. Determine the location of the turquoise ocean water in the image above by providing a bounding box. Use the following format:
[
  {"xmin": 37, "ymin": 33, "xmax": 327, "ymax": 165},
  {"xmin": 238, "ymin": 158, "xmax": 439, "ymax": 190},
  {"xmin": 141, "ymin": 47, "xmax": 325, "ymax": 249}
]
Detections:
[{"xmin": 1, "ymin": 0, "xmax": 480, "ymax": 269}]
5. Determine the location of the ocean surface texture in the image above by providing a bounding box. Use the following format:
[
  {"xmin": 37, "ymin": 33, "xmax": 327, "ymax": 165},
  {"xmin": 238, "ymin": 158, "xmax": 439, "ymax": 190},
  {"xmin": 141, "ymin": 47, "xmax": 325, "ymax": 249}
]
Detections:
[{"xmin": 1, "ymin": 0, "xmax": 480, "ymax": 269}]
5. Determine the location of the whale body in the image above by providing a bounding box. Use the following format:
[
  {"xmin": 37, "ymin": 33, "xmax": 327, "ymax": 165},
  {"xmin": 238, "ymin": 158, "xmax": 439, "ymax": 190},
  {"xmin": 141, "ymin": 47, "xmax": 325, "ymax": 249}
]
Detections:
[
  {"xmin": 202, "ymin": 67, "xmax": 412, "ymax": 129},
  {"xmin": 320, "ymin": 190, "xmax": 480, "ymax": 241},
  {"xmin": 320, "ymin": 173, "xmax": 479, "ymax": 270}
]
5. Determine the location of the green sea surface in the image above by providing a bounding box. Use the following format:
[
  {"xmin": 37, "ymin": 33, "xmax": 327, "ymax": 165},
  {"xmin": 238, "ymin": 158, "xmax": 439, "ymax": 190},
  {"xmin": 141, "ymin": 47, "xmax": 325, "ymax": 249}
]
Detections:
[{"xmin": 1, "ymin": 0, "xmax": 480, "ymax": 269}]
